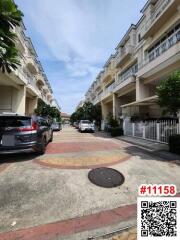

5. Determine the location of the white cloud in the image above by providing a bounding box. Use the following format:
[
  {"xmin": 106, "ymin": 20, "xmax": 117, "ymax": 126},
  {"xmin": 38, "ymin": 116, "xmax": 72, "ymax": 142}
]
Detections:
[{"xmin": 16, "ymin": 0, "xmax": 147, "ymax": 113}]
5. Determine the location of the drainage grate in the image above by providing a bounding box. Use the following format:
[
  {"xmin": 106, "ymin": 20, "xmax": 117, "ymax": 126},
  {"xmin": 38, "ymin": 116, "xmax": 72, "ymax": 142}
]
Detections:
[{"xmin": 88, "ymin": 167, "xmax": 125, "ymax": 188}]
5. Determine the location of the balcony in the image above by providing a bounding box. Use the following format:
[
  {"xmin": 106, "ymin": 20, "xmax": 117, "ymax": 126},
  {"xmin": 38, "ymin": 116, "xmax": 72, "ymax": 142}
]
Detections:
[
  {"xmin": 42, "ymin": 86, "xmax": 49, "ymax": 95},
  {"xmin": 26, "ymin": 75, "xmax": 40, "ymax": 96},
  {"xmin": 36, "ymin": 74, "xmax": 45, "ymax": 87},
  {"xmin": 142, "ymin": 0, "xmax": 178, "ymax": 38},
  {"xmin": 138, "ymin": 29, "xmax": 180, "ymax": 77},
  {"xmin": 102, "ymin": 68, "xmax": 114, "ymax": 83},
  {"xmin": 40, "ymin": 92, "xmax": 49, "ymax": 104},
  {"xmin": 115, "ymin": 45, "xmax": 135, "ymax": 68},
  {"xmin": 101, "ymin": 82, "xmax": 115, "ymax": 100},
  {"xmin": 114, "ymin": 75, "xmax": 136, "ymax": 93},
  {"xmin": 93, "ymin": 94, "xmax": 102, "ymax": 105},
  {"xmin": 94, "ymin": 79, "xmax": 102, "ymax": 91},
  {"xmin": 26, "ymin": 56, "xmax": 39, "ymax": 74}
]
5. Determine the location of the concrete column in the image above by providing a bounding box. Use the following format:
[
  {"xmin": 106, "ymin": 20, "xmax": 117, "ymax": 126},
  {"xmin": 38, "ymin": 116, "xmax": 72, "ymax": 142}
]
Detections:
[
  {"xmin": 27, "ymin": 97, "xmax": 38, "ymax": 116},
  {"xmin": 12, "ymin": 85, "xmax": 26, "ymax": 115},
  {"xmin": 101, "ymin": 101, "xmax": 109, "ymax": 120},
  {"xmin": 113, "ymin": 93, "xmax": 121, "ymax": 119},
  {"xmin": 136, "ymin": 77, "xmax": 149, "ymax": 101}
]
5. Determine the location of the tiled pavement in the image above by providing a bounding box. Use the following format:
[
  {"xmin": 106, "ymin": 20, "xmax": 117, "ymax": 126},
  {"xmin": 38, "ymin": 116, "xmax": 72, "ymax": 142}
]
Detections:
[{"xmin": 0, "ymin": 126, "xmax": 180, "ymax": 240}]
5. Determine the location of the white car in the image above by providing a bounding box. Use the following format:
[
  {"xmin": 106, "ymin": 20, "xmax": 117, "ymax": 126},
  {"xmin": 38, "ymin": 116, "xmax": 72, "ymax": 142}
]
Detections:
[{"xmin": 79, "ymin": 120, "xmax": 95, "ymax": 133}]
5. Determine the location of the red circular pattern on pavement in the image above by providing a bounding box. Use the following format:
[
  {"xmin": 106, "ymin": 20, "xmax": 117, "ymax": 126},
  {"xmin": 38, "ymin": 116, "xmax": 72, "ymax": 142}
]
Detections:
[{"xmin": 45, "ymin": 141, "xmax": 122, "ymax": 154}]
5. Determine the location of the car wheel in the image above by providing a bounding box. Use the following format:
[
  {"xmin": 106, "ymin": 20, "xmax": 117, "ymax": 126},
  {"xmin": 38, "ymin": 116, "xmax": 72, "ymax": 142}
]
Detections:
[
  {"xmin": 37, "ymin": 137, "xmax": 46, "ymax": 155},
  {"xmin": 49, "ymin": 133, "xmax": 53, "ymax": 142}
]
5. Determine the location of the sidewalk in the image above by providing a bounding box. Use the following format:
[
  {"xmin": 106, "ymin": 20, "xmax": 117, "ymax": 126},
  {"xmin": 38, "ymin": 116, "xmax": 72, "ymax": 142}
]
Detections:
[
  {"xmin": 116, "ymin": 136, "xmax": 180, "ymax": 162},
  {"xmin": 116, "ymin": 136, "xmax": 168, "ymax": 151}
]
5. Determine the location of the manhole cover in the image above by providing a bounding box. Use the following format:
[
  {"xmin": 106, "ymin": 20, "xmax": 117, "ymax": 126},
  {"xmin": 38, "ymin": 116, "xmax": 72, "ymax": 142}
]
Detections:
[{"xmin": 88, "ymin": 167, "xmax": 125, "ymax": 188}]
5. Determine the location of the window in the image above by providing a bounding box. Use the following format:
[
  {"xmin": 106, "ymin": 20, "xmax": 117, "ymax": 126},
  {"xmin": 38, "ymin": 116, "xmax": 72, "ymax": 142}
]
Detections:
[{"xmin": 0, "ymin": 117, "xmax": 31, "ymax": 127}]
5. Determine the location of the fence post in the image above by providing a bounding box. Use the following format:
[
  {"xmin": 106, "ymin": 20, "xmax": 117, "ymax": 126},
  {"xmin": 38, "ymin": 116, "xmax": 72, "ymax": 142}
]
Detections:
[
  {"xmin": 143, "ymin": 124, "xmax": 146, "ymax": 139},
  {"xmin": 177, "ymin": 122, "xmax": 180, "ymax": 134},
  {"xmin": 156, "ymin": 122, "xmax": 160, "ymax": 142},
  {"xmin": 101, "ymin": 120, "xmax": 104, "ymax": 131},
  {"xmin": 132, "ymin": 123, "xmax": 135, "ymax": 137},
  {"xmin": 123, "ymin": 120, "xmax": 126, "ymax": 135}
]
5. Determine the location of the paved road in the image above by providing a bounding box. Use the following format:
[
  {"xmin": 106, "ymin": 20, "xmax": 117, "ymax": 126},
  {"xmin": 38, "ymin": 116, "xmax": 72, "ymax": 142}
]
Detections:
[{"xmin": 0, "ymin": 126, "xmax": 180, "ymax": 240}]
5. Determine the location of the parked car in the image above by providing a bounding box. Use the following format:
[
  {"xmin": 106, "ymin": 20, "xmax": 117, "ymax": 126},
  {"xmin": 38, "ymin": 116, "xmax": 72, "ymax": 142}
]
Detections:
[
  {"xmin": 73, "ymin": 122, "xmax": 79, "ymax": 129},
  {"xmin": 0, "ymin": 114, "xmax": 53, "ymax": 154},
  {"xmin": 51, "ymin": 121, "xmax": 61, "ymax": 131},
  {"xmin": 79, "ymin": 120, "xmax": 94, "ymax": 133}
]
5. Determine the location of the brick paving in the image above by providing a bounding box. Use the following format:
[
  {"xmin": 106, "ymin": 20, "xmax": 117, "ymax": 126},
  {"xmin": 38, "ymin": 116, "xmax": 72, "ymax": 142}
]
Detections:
[
  {"xmin": 36, "ymin": 150, "xmax": 130, "ymax": 169},
  {"xmin": 0, "ymin": 204, "xmax": 137, "ymax": 240}
]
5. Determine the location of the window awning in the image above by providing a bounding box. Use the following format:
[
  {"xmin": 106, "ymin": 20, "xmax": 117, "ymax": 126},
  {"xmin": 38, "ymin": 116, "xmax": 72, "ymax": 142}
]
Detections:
[{"xmin": 121, "ymin": 95, "xmax": 158, "ymax": 108}]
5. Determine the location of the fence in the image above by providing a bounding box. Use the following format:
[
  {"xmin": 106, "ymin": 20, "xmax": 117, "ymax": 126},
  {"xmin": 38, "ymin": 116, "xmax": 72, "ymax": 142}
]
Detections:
[{"xmin": 123, "ymin": 119, "xmax": 180, "ymax": 143}]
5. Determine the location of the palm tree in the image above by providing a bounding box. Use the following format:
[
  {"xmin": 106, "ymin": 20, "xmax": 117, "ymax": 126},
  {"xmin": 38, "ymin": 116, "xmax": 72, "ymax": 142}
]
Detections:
[{"xmin": 0, "ymin": 0, "xmax": 23, "ymax": 73}]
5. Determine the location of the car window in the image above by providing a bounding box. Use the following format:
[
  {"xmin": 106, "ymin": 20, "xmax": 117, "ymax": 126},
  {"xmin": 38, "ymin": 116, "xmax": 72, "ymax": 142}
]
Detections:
[
  {"xmin": 38, "ymin": 118, "xmax": 49, "ymax": 126},
  {"xmin": 0, "ymin": 117, "xmax": 31, "ymax": 127},
  {"xmin": 81, "ymin": 120, "xmax": 91, "ymax": 124}
]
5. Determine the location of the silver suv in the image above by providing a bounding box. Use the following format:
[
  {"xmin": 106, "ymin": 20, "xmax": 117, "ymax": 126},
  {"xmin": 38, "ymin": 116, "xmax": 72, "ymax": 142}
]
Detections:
[
  {"xmin": 79, "ymin": 120, "xmax": 94, "ymax": 133},
  {"xmin": 0, "ymin": 114, "xmax": 53, "ymax": 154}
]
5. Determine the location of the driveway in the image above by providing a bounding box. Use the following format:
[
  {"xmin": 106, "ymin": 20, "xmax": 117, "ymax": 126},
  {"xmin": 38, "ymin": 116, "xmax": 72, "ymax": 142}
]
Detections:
[{"xmin": 0, "ymin": 126, "xmax": 180, "ymax": 240}]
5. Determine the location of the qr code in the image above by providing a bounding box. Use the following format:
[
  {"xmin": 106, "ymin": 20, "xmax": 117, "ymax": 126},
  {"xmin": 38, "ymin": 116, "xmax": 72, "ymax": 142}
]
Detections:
[{"xmin": 138, "ymin": 197, "xmax": 180, "ymax": 239}]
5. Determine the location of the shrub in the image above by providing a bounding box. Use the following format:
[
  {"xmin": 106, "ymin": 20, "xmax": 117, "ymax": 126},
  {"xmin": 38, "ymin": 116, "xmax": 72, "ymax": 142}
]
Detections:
[
  {"xmin": 110, "ymin": 127, "xmax": 124, "ymax": 137},
  {"xmin": 169, "ymin": 134, "xmax": 180, "ymax": 154}
]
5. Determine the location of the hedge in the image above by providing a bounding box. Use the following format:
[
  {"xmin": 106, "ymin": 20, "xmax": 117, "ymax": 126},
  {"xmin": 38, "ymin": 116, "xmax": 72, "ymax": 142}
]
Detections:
[
  {"xmin": 110, "ymin": 127, "xmax": 124, "ymax": 137},
  {"xmin": 169, "ymin": 134, "xmax": 180, "ymax": 154}
]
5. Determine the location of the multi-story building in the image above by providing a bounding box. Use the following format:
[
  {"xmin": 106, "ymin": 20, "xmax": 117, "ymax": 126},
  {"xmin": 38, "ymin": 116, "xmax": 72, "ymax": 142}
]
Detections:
[
  {"xmin": 0, "ymin": 22, "xmax": 55, "ymax": 116},
  {"xmin": 85, "ymin": 0, "xmax": 180, "ymax": 130},
  {"xmin": 51, "ymin": 99, "xmax": 61, "ymax": 111},
  {"xmin": 76, "ymin": 100, "xmax": 85, "ymax": 110}
]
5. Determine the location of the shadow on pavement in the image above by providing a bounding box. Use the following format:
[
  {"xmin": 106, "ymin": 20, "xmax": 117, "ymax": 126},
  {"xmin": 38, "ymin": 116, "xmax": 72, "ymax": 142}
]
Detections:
[
  {"xmin": 0, "ymin": 151, "xmax": 39, "ymax": 164},
  {"xmin": 123, "ymin": 145, "xmax": 180, "ymax": 165}
]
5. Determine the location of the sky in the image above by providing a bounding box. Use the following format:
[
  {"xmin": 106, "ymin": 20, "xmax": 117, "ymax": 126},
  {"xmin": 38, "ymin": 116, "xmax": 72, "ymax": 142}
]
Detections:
[{"xmin": 15, "ymin": 0, "xmax": 147, "ymax": 114}]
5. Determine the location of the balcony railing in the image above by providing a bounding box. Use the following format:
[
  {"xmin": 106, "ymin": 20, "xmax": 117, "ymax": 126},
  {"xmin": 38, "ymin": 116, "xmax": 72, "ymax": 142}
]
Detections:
[
  {"xmin": 94, "ymin": 79, "xmax": 101, "ymax": 90},
  {"xmin": 102, "ymin": 82, "xmax": 115, "ymax": 99},
  {"xmin": 115, "ymin": 45, "xmax": 134, "ymax": 67},
  {"xmin": 93, "ymin": 94, "xmax": 102, "ymax": 104},
  {"xmin": 117, "ymin": 73, "xmax": 136, "ymax": 87},
  {"xmin": 139, "ymin": 29, "xmax": 180, "ymax": 68},
  {"xmin": 27, "ymin": 75, "xmax": 40, "ymax": 94},
  {"xmin": 143, "ymin": 0, "xmax": 173, "ymax": 35},
  {"xmin": 117, "ymin": 64, "xmax": 138, "ymax": 86}
]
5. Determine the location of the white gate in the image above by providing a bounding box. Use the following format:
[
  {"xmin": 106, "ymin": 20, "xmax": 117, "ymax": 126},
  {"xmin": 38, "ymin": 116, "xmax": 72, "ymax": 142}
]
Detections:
[{"xmin": 124, "ymin": 119, "xmax": 180, "ymax": 143}]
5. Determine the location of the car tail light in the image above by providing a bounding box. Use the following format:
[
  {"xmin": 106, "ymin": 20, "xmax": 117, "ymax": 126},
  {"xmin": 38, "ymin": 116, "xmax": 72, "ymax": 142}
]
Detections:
[{"xmin": 17, "ymin": 121, "xmax": 39, "ymax": 132}]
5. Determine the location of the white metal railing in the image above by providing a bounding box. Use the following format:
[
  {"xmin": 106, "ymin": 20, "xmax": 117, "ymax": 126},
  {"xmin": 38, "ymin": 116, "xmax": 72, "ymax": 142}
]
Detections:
[
  {"xmin": 139, "ymin": 29, "xmax": 180, "ymax": 68},
  {"xmin": 117, "ymin": 63, "xmax": 138, "ymax": 86},
  {"xmin": 102, "ymin": 82, "xmax": 115, "ymax": 98},
  {"xmin": 124, "ymin": 119, "xmax": 180, "ymax": 143}
]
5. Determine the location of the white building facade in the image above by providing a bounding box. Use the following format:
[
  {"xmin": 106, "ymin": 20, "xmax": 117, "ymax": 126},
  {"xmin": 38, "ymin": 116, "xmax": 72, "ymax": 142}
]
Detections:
[
  {"xmin": 0, "ymin": 22, "xmax": 55, "ymax": 116},
  {"xmin": 84, "ymin": 0, "xmax": 180, "ymax": 143}
]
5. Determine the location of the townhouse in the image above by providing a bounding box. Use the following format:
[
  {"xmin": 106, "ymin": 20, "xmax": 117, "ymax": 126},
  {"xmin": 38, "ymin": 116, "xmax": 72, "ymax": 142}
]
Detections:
[
  {"xmin": 85, "ymin": 0, "xmax": 180, "ymax": 138},
  {"xmin": 0, "ymin": 22, "xmax": 55, "ymax": 116}
]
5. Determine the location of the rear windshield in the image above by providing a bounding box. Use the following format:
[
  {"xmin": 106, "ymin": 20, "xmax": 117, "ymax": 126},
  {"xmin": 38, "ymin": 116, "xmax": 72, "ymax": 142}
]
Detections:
[
  {"xmin": 0, "ymin": 116, "xmax": 31, "ymax": 127},
  {"xmin": 81, "ymin": 120, "xmax": 91, "ymax": 124}
]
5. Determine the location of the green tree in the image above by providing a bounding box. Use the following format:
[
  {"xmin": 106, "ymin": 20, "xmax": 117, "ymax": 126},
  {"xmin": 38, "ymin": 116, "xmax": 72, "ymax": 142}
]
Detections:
[
  {"xmin": 34, "ymin": 99, "xmax": 61, "ymax": 122},
  {"xmin": 156, "ymin": 71, "xmax": 180, "ymax": 116},
  {"xmin": 70, "ymin": 101, "xmax": 102, "ymax": 126},
  {"xmin": 0, "ymin": 0, "xmax": 23, "ymax": 73}
]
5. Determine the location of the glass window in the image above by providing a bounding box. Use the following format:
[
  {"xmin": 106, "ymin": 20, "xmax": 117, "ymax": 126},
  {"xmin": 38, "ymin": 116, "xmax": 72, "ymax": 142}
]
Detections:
[{"xmin": 0, "ymin": 117, "xmax": 31, "ymax": 127}]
